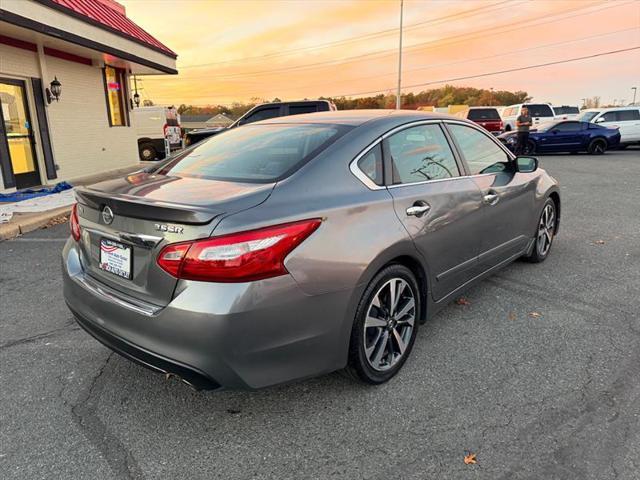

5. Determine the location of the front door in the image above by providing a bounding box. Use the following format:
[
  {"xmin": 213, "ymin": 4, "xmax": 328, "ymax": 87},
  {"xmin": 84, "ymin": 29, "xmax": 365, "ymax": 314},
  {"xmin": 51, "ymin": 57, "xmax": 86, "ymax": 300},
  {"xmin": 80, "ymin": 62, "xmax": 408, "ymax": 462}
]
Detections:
[
  {"xmin": 383, "ymin": 122, "xmax": 485, "ymax": 301},
  {"xmin": 445, "ymin": 122, "xmax": 536, "ymax": 272},
  {"xmin": 0, "ymin": 79, "xmax": 40, "ymax": 189}
]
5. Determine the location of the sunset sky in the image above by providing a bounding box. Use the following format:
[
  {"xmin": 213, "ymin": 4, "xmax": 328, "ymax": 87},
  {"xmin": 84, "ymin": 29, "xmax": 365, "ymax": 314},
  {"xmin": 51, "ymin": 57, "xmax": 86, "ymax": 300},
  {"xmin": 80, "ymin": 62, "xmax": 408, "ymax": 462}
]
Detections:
[{"xmin": 121, "ymin": 0, "xmax": 640, "ymax": 106}]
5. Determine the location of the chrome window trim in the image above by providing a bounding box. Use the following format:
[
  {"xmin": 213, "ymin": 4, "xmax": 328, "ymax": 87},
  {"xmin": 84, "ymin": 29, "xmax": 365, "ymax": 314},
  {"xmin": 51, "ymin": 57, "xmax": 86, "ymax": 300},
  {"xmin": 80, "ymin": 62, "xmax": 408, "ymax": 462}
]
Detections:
[
  {"xmin": 349, "ymin": 138, "xmax": 385, "ymax": 190},
  {"xmin": 349, "ymin": 118, "xmax": 515, "ymax": 191}
]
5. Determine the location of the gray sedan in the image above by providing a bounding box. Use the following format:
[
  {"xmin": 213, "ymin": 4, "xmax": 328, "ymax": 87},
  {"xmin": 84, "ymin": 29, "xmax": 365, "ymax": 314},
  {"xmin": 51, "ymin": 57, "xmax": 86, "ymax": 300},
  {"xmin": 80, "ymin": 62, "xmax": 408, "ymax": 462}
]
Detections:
[{"xmin": 62, "ymin": 110, "xmax": 560, "ymax": 390}]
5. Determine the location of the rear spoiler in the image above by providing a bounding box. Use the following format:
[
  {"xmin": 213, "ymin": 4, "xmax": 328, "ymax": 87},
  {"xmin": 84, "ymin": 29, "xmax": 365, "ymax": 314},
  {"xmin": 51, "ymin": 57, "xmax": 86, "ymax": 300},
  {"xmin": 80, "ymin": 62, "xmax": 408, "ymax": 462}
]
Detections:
[{"xmin": 74, "ymin": 187, "xmax": 219, "ymax": 225}]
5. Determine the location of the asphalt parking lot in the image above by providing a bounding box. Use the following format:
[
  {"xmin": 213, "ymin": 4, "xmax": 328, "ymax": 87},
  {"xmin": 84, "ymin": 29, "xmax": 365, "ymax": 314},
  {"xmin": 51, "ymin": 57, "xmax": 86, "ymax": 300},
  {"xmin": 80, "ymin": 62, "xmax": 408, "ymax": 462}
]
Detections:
[{"xmin": 1, "ymin": 149, "xmax": 639, "ymax": 480}]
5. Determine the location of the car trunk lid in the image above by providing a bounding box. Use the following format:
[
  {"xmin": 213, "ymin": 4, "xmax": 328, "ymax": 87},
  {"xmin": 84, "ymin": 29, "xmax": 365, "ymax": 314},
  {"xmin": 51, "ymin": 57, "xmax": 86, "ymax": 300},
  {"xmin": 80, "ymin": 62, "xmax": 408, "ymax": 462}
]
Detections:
[{"xmin": 74, "ymin": 172, "xmax": 274, "ymax": 306}]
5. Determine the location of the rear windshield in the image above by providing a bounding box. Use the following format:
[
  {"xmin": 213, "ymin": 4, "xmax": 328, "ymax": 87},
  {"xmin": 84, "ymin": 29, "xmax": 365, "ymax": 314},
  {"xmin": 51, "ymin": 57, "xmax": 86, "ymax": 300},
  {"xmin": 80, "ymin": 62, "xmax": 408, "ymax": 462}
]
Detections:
[
  {"xmin": 467, "ymin": 108, "xmax": 501, "ymax": 120},
  {"xmin": 156, "ymin": 124, "xmax": 349, "ymax": 182},
  {"xmin": 553, "ymin": 106, "xmax": 579, "ymax": 115},
  {"xmin": 527, "ymin": 104, "xmax": 554, "ymax": 117}
]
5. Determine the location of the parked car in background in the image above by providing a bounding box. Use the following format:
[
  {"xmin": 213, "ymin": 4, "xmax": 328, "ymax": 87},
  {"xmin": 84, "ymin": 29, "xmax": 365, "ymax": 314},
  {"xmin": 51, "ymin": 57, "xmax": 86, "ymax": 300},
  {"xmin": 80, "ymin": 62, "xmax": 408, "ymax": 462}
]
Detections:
[
  {"xmin": 577, "ymin": 106, "xmax": 640, "ymax": 148},
  {"xmin": 183, "ymin": 100, "xmax": 337, "ymax": 146},
  {"xmin": 498, "ymin": 120, "xmax": 620, "ymax": 154},
  {"xmin": 63, "ymin": 110, "xmax": 560, "ymax": 390},
  {"xmin": 553, "ymin": 105, "xmax": 580, "ymax": 120},
  {"xmin": 457, "ymin": 107, "xmax": 503, "ymax": 135},
  {"xmin": 502, "ymin": 103, "xmax": 556, "ymax": 131},
  {"xmin": 133, "ymin": 106, "xmax": 182, "ymax": 161}
]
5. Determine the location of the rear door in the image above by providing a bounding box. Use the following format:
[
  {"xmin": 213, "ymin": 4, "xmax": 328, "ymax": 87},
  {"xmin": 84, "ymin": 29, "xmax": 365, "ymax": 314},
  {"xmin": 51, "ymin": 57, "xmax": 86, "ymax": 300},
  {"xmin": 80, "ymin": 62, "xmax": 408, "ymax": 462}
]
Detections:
[
  {"xmin": 383, "ymin": 121, "xmax": 485, "ymax": 300},
  {"xmin": 598, "ymin": 109, "xmax": 640, "ymax": 142},
  {"xmin": 445, "ymin": 122, "xmax": 536, "ymax": 272}
]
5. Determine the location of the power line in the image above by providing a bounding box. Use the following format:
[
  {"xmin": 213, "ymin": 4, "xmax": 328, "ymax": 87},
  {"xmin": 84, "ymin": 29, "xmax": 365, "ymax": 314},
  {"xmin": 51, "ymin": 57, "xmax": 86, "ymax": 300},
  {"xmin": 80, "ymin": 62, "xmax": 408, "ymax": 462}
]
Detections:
[
  {"xmin": 156, "ymin": 46, "xmax": 640, "ymax": 106},
  {"xmin": 180, "ymin": 1, "xmax": 629, "ymax": 81},
  {"xmin": 179, "ymin": 0, "xmax": 515, "ymax": 69},
  {"xmin": 334, "ymin": 46, "xmax": 640, "ymax": 98},
  {"xmin": 179, "ymin": 27, "xmax": 638, "ymax": 101}
]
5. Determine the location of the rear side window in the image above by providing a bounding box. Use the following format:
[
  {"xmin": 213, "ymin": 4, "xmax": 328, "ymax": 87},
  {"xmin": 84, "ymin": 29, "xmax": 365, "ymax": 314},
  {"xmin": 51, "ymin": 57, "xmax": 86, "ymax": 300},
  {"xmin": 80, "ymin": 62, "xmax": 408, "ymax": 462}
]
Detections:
[
  {"xmin": 387, "ymin": 124, "xmax": 460, "ymax": 184},
  {"xmin": 553, "ymin": 122, "xmax": 582, "ymax": 132},
  {"xmin": 242, "ymin": 107, "xmax": 280, "ymax": 124},
  {"xmin": 617, "ymin": 110, "xmax": 640, "ymax": 121},
  {"xmin": 289, "ymin": 105, "xmax": 320, "ymax": 115},
  {"xmin": 157, "ymin": 124, "xmax": 349, "ymax": 182},
  {"xmin": 467, "ymin": 108, "xmax": 501, "ymax": 120},
  {"xmin": 527, "ymin": 104, "xmax": 554, "ymax": 117},
  {"xmin": 357, "ymin": 144, "xmax": 383, "ymax": 186},
  {"xmin": 447, "ymin": 124, "xmax": 510, "ymax": 175}
]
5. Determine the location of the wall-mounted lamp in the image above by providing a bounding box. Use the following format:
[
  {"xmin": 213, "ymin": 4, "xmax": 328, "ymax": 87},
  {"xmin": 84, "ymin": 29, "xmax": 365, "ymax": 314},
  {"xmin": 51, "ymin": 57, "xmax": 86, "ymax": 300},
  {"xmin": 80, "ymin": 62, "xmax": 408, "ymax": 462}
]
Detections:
[
  {"xmin": 133, "ymin": 92, "xmax": 140, "ymax": 107},
  {"xmin": 46, "ymin": 77, "xmax": 62, "ymax": 104}
]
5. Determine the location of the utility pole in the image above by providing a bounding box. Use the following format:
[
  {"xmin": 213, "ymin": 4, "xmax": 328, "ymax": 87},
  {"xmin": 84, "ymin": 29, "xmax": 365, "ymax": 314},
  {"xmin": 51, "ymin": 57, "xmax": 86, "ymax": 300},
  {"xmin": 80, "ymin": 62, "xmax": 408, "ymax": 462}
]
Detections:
[
  {"xmin": 396, "ymin": 0, "xmax": 404, "ymax": 110},
  {"xmin": 632, "ymin": 87, "xmax": 637, "ymax": 105},
  {"xmin": 490, "ymin": 87, "xmax": 494, "ymax": 106}
]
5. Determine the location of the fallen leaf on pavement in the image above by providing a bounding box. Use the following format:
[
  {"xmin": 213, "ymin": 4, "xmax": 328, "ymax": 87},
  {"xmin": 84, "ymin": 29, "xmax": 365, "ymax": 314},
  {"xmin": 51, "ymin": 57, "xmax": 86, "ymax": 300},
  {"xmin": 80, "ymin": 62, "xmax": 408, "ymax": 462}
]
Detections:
[
  {"xmin": 508, "ymin": 311, "xmax": 516, "ymax": 321},
  {"xmin": 529, "ymin": 311, "xmax": 542, "ymax": 318},
  {"xmin": 594, "ymin": 240, "xmax": 605, "ymax": 245},
  {"xmin": 464, "ymin": 453, "xmax": 477, "ymax": 465},
  {"xmin": 456, "ymin": 297, "xmax": 471, "ymax": 306}
]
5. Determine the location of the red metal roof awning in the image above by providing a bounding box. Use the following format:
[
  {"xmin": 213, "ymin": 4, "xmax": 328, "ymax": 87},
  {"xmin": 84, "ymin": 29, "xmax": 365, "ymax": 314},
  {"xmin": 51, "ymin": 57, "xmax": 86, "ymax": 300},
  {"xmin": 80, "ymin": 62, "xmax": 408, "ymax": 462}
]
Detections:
[{"xmin": 46, "ymin": 0, "xmax": 176, "ymax": 58}]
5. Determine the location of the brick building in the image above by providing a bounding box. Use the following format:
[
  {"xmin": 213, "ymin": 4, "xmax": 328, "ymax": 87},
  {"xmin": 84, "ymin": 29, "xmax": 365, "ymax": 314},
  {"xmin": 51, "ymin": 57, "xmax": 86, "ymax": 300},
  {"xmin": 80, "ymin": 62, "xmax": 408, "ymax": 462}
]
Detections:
[{"xmin": 0, "ymin": 0, "xmax": 177, "ymax": 192}]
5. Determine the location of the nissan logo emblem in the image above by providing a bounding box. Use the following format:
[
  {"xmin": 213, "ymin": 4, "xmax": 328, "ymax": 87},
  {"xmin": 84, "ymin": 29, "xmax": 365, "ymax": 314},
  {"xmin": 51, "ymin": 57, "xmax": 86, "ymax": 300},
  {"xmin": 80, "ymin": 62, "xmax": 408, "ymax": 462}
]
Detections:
[{"xmin": 101, "ymin": 206, "xmax": 114, "ymax": 225}]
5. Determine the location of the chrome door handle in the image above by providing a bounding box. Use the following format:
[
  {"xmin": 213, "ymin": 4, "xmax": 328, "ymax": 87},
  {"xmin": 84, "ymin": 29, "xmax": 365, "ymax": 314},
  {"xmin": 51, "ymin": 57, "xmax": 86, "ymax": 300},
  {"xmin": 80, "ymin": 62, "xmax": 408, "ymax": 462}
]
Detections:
[
  {"xmin": 406, "ymin": 203, "xmax": 431, "ymax": 217},
  {"xmin": 483, "ymin": 193, "xmax": 499, "ymax": 206}
]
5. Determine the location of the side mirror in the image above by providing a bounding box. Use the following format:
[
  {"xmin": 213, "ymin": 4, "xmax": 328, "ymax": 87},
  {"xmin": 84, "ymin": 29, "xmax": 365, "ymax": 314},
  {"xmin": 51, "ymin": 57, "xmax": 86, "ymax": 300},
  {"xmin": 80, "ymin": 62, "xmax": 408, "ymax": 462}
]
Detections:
[
  {"xmin": 516, "ymin": 156, "xmax": 538, "ymax": 173},
  {"xmin": 595, "ymin": 117, "xmax": 605, "ymax": 123}
]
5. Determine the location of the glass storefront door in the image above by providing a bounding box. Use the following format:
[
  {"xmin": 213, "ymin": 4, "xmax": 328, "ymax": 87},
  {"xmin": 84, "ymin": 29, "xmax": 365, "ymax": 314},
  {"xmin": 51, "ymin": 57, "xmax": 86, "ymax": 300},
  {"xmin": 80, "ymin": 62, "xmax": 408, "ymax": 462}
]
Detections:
[{"xmin": 0, "ymin": 79, "xmax": 41, "ymax": 189}]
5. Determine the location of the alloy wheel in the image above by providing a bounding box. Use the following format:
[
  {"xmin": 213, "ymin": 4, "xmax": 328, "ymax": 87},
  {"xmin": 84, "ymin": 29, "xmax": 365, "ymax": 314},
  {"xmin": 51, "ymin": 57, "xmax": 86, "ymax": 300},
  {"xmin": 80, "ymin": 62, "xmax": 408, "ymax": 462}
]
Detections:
[
  {"xmin": 363, "ymin": 278, "xmax": 416, "ymax": 372},
  {"xmin": 537, "ymin": 203, "xmax": 555, "ymax": 257},
  {"xmin": 592, "ymin": 140, "xmax": 605, "ymax": 154}
]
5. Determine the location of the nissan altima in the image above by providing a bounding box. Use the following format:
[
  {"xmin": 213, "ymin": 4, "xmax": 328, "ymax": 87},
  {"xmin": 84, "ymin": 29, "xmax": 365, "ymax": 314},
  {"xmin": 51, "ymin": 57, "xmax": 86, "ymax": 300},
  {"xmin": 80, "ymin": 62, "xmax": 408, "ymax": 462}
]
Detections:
[{"xmin": 63, "ymin": 110, "xmax": 561, "ymax": 390}]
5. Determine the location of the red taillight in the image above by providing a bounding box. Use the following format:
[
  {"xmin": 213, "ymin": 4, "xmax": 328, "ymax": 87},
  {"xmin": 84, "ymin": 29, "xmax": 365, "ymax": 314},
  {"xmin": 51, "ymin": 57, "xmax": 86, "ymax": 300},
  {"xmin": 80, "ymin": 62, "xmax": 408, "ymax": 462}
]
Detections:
[
  {"xmin": 157, "ymin": 219, "xmax": 322, "ymax": 282},
  {"xmin": 70, "ymin": 203, "xmax": 81, "ymax": 241}
]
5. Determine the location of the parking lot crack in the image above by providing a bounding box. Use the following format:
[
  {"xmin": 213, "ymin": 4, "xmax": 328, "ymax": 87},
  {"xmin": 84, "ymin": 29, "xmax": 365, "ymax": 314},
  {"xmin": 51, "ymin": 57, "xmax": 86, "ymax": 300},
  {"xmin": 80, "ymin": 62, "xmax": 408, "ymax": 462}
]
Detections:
[
  {"xmin": 0, "ymin": 320, "xmax": 78, "ymax": 350},
  {"xmin": 71, "ymin": 353, "xmax": 144, "ymax": 480}
]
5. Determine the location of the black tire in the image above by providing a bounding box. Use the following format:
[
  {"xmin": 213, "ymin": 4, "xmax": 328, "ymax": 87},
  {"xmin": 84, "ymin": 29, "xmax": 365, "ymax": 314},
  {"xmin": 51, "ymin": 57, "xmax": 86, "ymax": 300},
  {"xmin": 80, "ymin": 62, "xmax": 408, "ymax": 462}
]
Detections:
[
  {"xmin": 524, "ymin": 198, "xmax": 556, "ymax": 263},
  {"xmin": 139, "ymin": 143, "xmax": 157, "ymax": 161},
  {"xmin": 345, "ymin": 264, "xmax": 421, "ymax": 385},
  {"xmin": 588, "ymin": 138, "xmax": 607, "ymax": 155},
  {"xmin": 524, "ymin": 140, "xmax": 536, "ymax": 155}
]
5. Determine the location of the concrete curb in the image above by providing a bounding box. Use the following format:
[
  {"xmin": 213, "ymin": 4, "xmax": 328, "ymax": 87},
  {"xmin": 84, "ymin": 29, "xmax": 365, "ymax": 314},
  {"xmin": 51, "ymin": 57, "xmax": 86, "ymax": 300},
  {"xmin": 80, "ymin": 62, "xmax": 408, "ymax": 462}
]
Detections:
[{"xmin": 0, "ymin": 205, "xmax": 72, "ymax": 241}]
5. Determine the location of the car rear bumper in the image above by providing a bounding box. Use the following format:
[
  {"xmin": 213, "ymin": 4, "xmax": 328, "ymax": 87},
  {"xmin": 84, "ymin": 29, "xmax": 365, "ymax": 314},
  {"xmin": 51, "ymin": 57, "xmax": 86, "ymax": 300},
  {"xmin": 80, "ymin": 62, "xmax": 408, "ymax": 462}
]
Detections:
[{"xmin": 62, "ymin": 239, "xmax": 354, "ymax": 390}]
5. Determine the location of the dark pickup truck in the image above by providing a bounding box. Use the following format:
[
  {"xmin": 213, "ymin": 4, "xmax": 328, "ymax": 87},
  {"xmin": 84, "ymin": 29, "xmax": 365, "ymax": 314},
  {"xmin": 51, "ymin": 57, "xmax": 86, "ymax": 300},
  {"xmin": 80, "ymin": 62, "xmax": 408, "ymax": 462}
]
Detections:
[{"xmin": 183, "ymin": 100, "xmax": 336, "ymax": 146}]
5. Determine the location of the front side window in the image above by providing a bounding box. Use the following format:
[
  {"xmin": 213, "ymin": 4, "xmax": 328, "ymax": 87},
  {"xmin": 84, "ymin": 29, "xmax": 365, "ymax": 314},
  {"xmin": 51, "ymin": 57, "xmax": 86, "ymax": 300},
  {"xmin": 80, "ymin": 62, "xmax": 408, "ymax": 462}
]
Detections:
[
  {"xmin": 241, "ymin": 107, "xmax": 280, "ymax": 125},
  {"xmin": 447, "ymin": 124, "xmax": 510, "ymax": 175},
  {"xmin": 103, "ymin": 66, "xmax": 127, "ymax": 126},
  {"xmin": 387, "ymin": 124, "xmax": 460, "ymax": 184},
  {"xmin": 600, "ymin": 112, "xmax": 617, "ymax": 122},
  {"xmin": 157, "ymin": 123, "xmax": 348, "ymax": 182}
]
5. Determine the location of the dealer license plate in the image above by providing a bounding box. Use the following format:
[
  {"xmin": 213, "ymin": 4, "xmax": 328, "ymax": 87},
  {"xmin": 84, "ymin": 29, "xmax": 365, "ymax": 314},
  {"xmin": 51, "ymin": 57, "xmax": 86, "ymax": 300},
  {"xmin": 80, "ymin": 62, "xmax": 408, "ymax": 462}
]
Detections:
[{"xmin": 99, "ymin": 238, "xmax": 132, "ymax": 279}]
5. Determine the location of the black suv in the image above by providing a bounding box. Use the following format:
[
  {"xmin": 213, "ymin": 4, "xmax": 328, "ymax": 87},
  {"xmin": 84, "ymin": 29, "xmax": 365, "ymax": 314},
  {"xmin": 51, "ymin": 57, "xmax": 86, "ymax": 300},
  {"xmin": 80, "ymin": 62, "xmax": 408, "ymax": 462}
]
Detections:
[{"xmin": 184, "ymin": 100, "xmax": 336, "ymax": 146}]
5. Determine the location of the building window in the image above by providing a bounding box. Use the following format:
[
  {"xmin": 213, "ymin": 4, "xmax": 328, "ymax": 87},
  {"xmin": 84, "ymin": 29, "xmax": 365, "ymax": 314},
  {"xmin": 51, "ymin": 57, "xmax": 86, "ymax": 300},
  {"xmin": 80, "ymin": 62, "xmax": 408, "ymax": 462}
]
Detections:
[{"xmin": 103, "ymin": 66, "xmax": 127, "ymax": 126}]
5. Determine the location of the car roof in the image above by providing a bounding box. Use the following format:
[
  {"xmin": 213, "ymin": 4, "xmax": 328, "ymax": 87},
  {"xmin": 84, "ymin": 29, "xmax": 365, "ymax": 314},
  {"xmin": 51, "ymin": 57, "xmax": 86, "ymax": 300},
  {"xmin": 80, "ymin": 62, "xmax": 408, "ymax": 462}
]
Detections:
[
  {"xmin": 583, "ymin": 106, "xmax": 640, "ymax": 112},
  {"xmin": 258, "ymin": 109, "xmax": 462, "ymax": 126}
]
